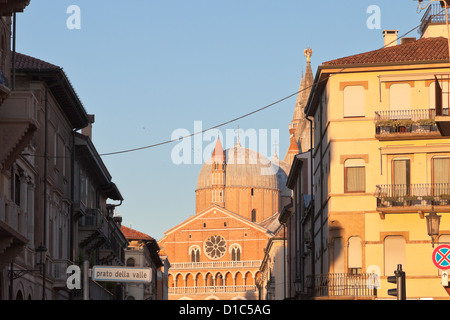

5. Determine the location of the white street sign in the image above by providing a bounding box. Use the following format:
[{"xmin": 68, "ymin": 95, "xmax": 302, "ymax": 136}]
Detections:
[
  {"xmin": 92, "ymin": 266, "xmax": 152, "ymax": 283},
  {"xmin": 442, "ymin": 271, "xmax": 449, "ymax": 287}
]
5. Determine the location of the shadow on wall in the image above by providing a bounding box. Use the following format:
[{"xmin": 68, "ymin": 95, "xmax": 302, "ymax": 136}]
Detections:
[{"xmin": 328, "ymin": 220, "xmax": 345, "ymax": 273}]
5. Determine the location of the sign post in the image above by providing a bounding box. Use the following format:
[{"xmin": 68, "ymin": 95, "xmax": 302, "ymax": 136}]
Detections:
[{"xmin": 432, "ymin": 244, "xmax": 450, "ymax": 271}]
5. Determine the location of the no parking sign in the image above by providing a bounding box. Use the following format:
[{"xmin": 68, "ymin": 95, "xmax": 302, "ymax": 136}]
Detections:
[{"xmin": 432, "ymin": 245, "xmax": 450, "ymax": 270}]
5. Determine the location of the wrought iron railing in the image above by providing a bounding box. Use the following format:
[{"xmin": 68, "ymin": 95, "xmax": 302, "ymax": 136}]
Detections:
[
  {"xmin": 376, "ymin": 183, "xmax": 450, "ymax": 208},
  {"xmin": 307, "ymin": 273, "xmax": 377, "ymax": 298},
  {"xmin": 419, "ymin": 3, "xmax": 450, "ymax": 35},
  {"xmin": 374, "ymin": 109, "xmax": 443, "ymax": 135}
]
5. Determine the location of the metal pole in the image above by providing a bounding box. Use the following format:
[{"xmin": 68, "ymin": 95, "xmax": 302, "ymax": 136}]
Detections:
[{"xmin": 83, "ymin": 260, "xmax": 89, "ymax": 300}]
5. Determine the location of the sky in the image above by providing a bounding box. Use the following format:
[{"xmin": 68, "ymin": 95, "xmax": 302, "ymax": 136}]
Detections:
[{"xmin": 15, "ymin": 0, "xmax": 425, "ymax": 240}]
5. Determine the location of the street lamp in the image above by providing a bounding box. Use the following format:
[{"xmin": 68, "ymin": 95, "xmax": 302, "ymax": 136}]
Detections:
[
  {"xmin": 426, "ymin": 207, "xmax": 441, "ymax": 247},
  {"xmin": 35, "ymin": 243, "xmax": 47, "ymax": 273},
  {"xmin": 8, "ymin": 243, "xmax": 47, "ymax": 300}
]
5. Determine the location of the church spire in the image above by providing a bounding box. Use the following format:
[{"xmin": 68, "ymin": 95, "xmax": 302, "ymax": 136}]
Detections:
[{"xmin": 285, "ymin": 47, "xmax": 315, "ymax": 163}]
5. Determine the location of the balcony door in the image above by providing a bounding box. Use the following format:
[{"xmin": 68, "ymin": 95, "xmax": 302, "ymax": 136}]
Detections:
[
  {"xmin": 392, "ymin": 159, "xmax": 410, "ymax": 196},
  {"xmin": 433, "ymin": 157, "xmax": 450, "ymax": 195}
]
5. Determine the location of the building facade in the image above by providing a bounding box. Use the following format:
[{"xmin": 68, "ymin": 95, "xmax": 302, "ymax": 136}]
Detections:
[
  {"xmin": 297, "ymin": 4, "xmax": 450, "ymax": 300},
  {"xmin": 0, "ymin": 2, "xmax": 127, "ymax": 299},
  {"xmin": 159, "ymin": 137, "xmax": 291, "ymax": 300},
  {"xmin": 121, "ymin": 225, "xmax": 167, "ymax": 300}
]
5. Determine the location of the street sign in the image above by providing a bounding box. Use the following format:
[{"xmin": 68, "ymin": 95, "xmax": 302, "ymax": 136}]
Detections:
[
  {"xmin": 442, "ymin": 271, "xmax": 449, "ymax": 286},
  {"xmin": 92, "ymin": 266, "xmax": 152, "ymax": 283},
  {"xmin": 432, "ymin": 244, "xmax": 450, "ymax": 270}
]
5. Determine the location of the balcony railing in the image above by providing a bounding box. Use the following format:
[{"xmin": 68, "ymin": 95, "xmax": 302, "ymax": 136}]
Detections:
[
  {"xmin": 169, "ymin": 285, "xmax": 258, "ymax": 295},
  {"xmin": 307, "ymin": 273, "xmax": 377, "ymax": 298},
  {"xmin": 419, "ymin": 3, "xmax": 450, "ymax": 35},
  {"xmin": 170, "ymin": 260, "xmax": 262, "ymax": 270},
  {"xmin": 374, "ymin": 109, "xmax": 443, "ymax": 138},
  {"xmin": 376, "ymin": 183, "xmax": 450, "ymax": 208}
]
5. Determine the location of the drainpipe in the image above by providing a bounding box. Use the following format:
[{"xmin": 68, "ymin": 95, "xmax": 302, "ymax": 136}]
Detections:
[
  {"xmin": 306, "ymin": 116, "xmax": 314, "ymax": 297},
  {"xmin": 12, "ymin": 12, "xmax": 16, "ymax": 90}
]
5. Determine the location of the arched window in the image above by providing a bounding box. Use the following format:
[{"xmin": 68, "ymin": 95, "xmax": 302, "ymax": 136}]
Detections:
[
  {"xmin": 190, "ymin": 246, "xmax": 201, "ymax": 262},
  {"xmin": 384, "ymin": 235, "xmax": 406, "ymax": 276},
  {"xmin": 126, "ymin": 258, "xmax": 135, "ymax": 267},
  {"xmin": 231, "ymin": 246, "xmax": 241, "ymax": 262},
  {"xmin": 348, "ymin": 236, "xmax": 362, "ymax": 274},
  {"xmin": 251, "ymin": 209, "xmax": 256, "ymax": 222}
]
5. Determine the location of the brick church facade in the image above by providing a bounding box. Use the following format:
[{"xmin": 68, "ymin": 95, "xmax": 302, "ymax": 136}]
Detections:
[{"xmin": 158, "ymin": 53, "xmax": 314, "ymax": 300}]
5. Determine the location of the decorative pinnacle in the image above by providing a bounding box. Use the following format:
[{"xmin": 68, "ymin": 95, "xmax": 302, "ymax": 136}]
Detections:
[{"xmin": 304, "ymin": 46, "xmax": 313, "ymax": 63}]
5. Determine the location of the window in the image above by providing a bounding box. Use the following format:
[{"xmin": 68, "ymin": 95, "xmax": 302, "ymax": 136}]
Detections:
[
  {"xmin": 389, "ymin": 83, "xmax": 411, "ymax": 112},
  {"xmin": 429, "ymin": 81, "xmax": 450, "ymax": 115},
  {"xmin": 384, "ymin": 235, "xmax": 406, "ymax": 276},
  {"xmin": 231, "ymin": 245, "xmax": 241, "ymax": 262},
  {"xmin": 343, "ymin": 86, "xmax": 365, "ymax": 117},
  {"xmin": 14, "ymin": 172, "xmax": 21, "ymax": 206},
  {"xmin": 190, "ymin": 247, "xmax": 200, "ymax": 262},
  {"xmin": 392, "ymin": 159, "xmax": 410, "ymax": 196},
  {"xmin": 251, "ymin": 209, "xmax": 256, "ymax": 222},
  {"xmin": 126, "ymin": 258, "xmax": 135, "ymax": 267},
  {"xmin": 344, "ymin": 159, "xmax": 365, "ymax": 193},
  {"xmin": 204, "ymin": 235, "xmax": 227, "ymax": 260},
  {"xmin": 348, "ymin": 237, "xmax": 362, "ymax": 274}
]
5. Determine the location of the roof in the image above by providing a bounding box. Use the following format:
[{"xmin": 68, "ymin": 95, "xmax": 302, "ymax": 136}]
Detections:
[
  {"xmin": 197, "ymin": 142, "xmax": 280, "ymax": 191},
  {"xmin": 159, "ymin": 204, "xmax": 273, "ymax": 242},
  {"xmin": 121, "ymin": 225, "xmax": 154, "ymax": 241},
  {"xmin": 14, "ymin": 53, "xmax": 89, "ymax": 130},
  {"xmin": 15, "ymin": 52, "xmax": 60, "ymax": 71},
  {"xmin": 322, "ymin": 37, "xmax": 449, "ymax": 67}
]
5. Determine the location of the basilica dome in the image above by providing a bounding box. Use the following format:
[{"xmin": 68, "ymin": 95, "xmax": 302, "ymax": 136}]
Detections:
[{"xmin": 196, "ymin": 143, "xmax": 281, "ymax": 191}]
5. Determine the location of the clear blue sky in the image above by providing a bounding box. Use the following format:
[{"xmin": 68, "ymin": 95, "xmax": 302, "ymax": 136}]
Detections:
[{"xmin": 16, "ymin": 0, "xmax": 424, "ymax": 240}]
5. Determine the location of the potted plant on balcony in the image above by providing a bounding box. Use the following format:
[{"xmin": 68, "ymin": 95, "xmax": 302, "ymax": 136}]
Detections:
[
  {"xmin": 439, "ymin": 194, "xmax": 450, "ymax": 205},
  {"xmin": 385, "ymin": 196, "xmax": 400, "ymax": 206},
  {"xmin": 422, "ymin": 195, "xmax": 435, "ymax": 205},
  {"xmin": 394, "ymin": 119, "xmax": 414, "ymax": 133},
  {"xmin": 375, "ymin": 120, "xmax": 395, "ymax": 134},
  {"xmin": 416, "ymin": 118, "xmax": 435, "ymax": 132},
  {"xmin": 404, "ymin": 195, "xmax": 418, "ymax": 206}
]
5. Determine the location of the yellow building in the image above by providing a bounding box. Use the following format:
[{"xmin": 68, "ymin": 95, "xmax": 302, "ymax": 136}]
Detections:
[{"xmin": 302, "ymin": 4, "xmax": 450, "ymax": 300}]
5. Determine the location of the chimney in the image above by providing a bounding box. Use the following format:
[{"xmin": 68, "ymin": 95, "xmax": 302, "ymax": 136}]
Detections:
[
  {"xmin": 383, "ymin": 30, "xmax": 398, "ymax": 48},
  {"xmin": 401, "ymin": 37, "xmax": 416, "ymax": 45},
  {"xmin": 81, "ymin": 114, "xmax": 95, "ymax": 139}
]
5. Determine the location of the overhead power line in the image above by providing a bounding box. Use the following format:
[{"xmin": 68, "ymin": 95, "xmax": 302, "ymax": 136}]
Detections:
[{"xmin": 22, "ymin": 21, "xmax": 425, "ymax": 159}]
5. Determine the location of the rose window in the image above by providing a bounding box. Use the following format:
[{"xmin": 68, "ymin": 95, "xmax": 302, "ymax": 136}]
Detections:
[{"xmin": 204, "ymin": 235, "xmax": 227, "ymax": 260}]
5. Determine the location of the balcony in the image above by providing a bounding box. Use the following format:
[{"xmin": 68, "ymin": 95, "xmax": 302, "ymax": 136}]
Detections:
[
  {"xmin": 419, "ymin": 3, "xmax": 450, "ymax": 36},
  {"xmin": 376, "ymin": 183, "xmax": 450, "ymax": 216},
  {"xmin": 307, "ymin": 273, "xmax": 377, "ymax": 299},
  {"xmin": 374, "ymin": 109, "xmax": 442, "ymax": 140},
  {"xmin": 168, "ymin": 285, "xmax": 258, "ymax": 296},
  {"xmin": 51, "ymin": 259, "xmax": 71, "ymax": 289},
  {"xmin": 0, "ymin": 0, "xmax": 31, "ymax": 16},
  {"xmin": 170, "ymin": 260, "xmax": 262, "ymax": 270},
  {"xmin": 0, "ymin": 91, "xmax": 39, "ymax": 170}
]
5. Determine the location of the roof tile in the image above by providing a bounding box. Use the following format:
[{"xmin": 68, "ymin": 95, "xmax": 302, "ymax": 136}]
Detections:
[
  {"xmin": 121, "ymin": 225, "xmax": 154, "ymax": 241},
  {"xmin": 323, "ymin": 37, "xmax": 449, "ymax": 67}
]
